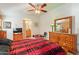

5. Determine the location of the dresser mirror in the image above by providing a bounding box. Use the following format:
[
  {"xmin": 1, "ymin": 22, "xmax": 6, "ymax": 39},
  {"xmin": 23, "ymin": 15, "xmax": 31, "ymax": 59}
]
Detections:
[{"xmin": 54, "ymin": 16, "xmax": 72, "ymax": 34}]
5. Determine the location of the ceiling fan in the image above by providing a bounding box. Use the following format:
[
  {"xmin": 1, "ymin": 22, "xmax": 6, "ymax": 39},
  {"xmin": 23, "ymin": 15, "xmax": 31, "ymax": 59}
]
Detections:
[{"xmin": 28, "ymin": 3, "xmax": 47, "ymax": 14}]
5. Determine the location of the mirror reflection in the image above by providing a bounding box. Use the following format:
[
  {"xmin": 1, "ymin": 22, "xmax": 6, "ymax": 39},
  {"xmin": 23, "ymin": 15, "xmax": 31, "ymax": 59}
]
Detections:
[{"xmin": 54, "ymin": 16, "xmax": 72, "ymax": 34}]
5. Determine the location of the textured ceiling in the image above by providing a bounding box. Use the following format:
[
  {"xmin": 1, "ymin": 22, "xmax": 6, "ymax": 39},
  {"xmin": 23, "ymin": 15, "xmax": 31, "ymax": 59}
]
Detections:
[
  {"xmin": 0, "ymin": 3, "xmax": 65, "ymax": 15},
  {"xmin": 46, "ymin": 3, "xmax": 64, "ymax": 11},
  {"xmin": 0, "ymin": 3, "xmax": 64, "ymax": 11}
]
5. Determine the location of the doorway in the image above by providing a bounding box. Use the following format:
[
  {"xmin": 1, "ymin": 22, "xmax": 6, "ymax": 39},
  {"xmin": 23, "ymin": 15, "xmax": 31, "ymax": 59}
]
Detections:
[{"xmin": 23, "ymin": 18, "xmax": 32, "ymax": 39}]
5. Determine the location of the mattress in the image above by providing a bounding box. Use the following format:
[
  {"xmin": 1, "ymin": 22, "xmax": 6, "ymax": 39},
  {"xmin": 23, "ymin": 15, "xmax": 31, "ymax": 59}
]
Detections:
[{"xmin": 9, "ymin": 37, "xmax": 66, "ymax": 55}]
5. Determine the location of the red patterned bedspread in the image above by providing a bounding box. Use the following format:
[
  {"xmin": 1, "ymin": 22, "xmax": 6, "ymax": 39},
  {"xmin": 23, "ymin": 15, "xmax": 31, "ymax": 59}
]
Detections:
[{"xmin": 9, "ymin": 37, "xmax": 66, "ymax": 55}]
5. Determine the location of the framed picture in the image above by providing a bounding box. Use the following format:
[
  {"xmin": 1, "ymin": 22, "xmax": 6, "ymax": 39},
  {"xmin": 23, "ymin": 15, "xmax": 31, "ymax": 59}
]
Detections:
[{"xmin": 3, "ymin": 21, "xmax": 11, "ymax": 29}]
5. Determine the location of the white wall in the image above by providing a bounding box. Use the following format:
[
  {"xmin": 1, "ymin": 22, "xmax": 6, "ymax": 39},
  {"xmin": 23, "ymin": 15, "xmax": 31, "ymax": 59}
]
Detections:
[
  {"xmin": 71, "ymin": 3, "xmax": 79, "ymax": 51},
  {"xmin": 71, "ymin": 4, "xmax": 79, "ymax": 34}
]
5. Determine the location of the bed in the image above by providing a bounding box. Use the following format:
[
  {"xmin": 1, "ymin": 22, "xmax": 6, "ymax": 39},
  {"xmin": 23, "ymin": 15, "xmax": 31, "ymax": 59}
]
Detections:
[{"xmin": 9, "ymin": 37, "xmax": 66, "ymax": 55}]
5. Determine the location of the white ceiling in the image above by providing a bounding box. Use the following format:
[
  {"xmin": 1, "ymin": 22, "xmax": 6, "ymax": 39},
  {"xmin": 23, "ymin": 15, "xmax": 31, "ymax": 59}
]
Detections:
[
  {"xmin": 0, "ymin": 3, "xmax": 26, "ymax": 10},
  {"xmin": 0, "ymin": 3, "xmax": 64, "ymax": 15},
  {"xmin": 0, "ymin": 3, "xmax": 64, "ymax": 10}
]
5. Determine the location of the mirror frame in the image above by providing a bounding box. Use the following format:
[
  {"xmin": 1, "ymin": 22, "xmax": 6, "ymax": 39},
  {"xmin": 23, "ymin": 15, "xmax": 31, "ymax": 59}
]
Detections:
[{"xmin": 54, "ymin": 16, "xmax": 73, "ymax": 34}]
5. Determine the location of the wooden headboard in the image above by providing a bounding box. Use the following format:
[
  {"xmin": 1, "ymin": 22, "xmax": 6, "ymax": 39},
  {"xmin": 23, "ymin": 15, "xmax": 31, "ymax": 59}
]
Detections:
[{"xmin": 49, "ymin": 32, "xmax": 77, "ymax": 54}]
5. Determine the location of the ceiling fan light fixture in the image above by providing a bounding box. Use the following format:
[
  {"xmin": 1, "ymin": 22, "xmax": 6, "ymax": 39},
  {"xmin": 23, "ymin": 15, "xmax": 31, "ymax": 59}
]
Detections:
[
  {"xmin": 35, "ymin": 10, "xmax": 41, "ymax": 14},
  {"xmin": 28, "ymin": 3, "xmax": 47, "ymax": 14}
]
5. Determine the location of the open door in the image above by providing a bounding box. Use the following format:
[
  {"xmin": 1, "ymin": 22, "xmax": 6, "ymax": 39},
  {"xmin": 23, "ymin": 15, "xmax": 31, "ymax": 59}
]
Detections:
[{"xmin": 23, "ymin": 18, "xmax": 32, "ymax": 39}]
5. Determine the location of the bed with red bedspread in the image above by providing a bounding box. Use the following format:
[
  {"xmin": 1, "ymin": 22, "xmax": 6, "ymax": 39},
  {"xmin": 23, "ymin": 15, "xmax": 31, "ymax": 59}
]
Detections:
[{"xmin": 9, "ymin": 37, "xmax": 66, "ymax": 55}]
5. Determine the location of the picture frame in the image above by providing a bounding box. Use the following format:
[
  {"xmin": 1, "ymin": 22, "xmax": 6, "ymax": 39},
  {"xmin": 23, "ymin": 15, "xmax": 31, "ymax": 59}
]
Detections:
[{"xmin": 3, "ymin": 21, "xmax": 11, "ymax": 29}]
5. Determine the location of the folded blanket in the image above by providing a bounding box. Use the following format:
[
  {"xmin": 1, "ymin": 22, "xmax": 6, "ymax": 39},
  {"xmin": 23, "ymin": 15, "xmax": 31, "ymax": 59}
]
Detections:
[
  {"xmin": 0, "ymin": 39, "xmax": 12, "ymax": 46},
  {"xmin": 0, "ymin": 45, "xmax": 9, "ymax": 55}
]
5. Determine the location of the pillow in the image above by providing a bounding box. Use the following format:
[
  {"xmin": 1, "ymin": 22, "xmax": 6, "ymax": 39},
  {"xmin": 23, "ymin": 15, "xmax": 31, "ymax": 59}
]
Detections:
[{"xmin": 0, "ymin": 39, "xmax": 12, "ymax": 46}]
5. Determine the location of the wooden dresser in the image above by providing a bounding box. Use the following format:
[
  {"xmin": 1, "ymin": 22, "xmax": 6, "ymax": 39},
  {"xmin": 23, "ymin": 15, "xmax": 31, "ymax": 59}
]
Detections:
[
  {"xmin": 13, "ymin": 33, "xmax": 23, "ymax": 41},
  {"xmin": 0, "ymin": 31, "xmax": 7, "ymax": 39},
  {"xmin": 26, "ymin": 29, "xmax": 31, "ymax": 37},
  {"xmin": 49, "ymin": 32, "xmax": 77, "ymax": 54}
]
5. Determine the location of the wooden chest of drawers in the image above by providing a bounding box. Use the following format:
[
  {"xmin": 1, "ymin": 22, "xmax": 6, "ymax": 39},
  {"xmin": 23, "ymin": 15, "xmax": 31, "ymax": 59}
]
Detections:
[
  {"xmin": 13, "ymin": 33, "xmax": 23, "ymax": 41},
  {"xmin": 49, "ymin": 32, "xmax": 77, "ymax": 54},
  {"xmin": 0, "ymin": 31, "xmax": 7, "ymax": 39}
]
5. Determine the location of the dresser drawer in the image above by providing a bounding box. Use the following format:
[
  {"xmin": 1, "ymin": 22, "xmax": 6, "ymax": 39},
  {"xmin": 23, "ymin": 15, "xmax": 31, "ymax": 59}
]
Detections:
[
  {"xmin": 0, "ymin": 31, "xmax": 7, "ymax": 39},
  {"xmin": 13, "ymin": 33, "xmax": 23, "ymax": 41}
]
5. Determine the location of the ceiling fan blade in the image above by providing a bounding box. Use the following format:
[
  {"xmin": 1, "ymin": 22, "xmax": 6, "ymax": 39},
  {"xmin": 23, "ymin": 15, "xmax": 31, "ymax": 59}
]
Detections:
[
  {"xmin": 40, "ymin": 3, "xmax": 47, "ymax": 8},
  {"xmin": 28, "ymin": 3, "xmax": 35, "ymax": 8},
  {"xmin": 41, "ymin": 10, "xmax": 47, "ymax": 13}
]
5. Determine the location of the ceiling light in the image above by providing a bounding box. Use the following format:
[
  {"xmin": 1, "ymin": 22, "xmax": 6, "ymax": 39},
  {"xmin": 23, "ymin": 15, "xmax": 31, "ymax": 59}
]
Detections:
[{"xmin": 35, "ymin": 10, "xmax": 41, "ymax": 14}]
